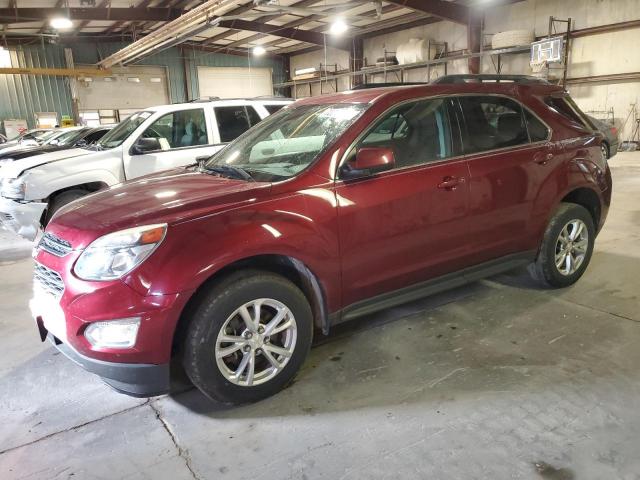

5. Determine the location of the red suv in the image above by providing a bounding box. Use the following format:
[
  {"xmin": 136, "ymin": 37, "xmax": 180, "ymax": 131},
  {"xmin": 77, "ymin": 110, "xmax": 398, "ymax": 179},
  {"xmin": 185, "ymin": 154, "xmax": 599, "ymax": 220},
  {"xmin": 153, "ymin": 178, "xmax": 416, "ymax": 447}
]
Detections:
[{"xmin": 32, "ymin": 77, "xmax": 611, "ymax": 404}]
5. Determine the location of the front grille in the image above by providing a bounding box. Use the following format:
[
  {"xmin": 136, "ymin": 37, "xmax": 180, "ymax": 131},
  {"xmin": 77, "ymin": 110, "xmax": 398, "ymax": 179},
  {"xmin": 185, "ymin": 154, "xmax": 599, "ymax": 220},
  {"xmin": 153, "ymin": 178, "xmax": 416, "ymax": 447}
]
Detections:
[
  {"xmin": 38, "ymin": 232, "xmax": 72, "ymax": 257},
  {"xmin": 0, "ymin": 212, "xmax": 14, "ymax": 222},
  {"xmin": 34, "ymin": 263, "xmax": 65, "ymax": 300}
]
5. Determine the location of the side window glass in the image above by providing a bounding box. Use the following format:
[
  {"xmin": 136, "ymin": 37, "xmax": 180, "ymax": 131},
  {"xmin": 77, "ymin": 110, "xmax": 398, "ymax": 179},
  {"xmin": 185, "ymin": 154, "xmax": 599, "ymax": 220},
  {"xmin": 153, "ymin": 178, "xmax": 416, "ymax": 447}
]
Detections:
[
  {"xmin": 356, "ymin": 98, "xmax": 452, "ymax": 169},
  {"xmin": 265, "ymin": 105, "xmax": 285, "ymax": 115},
  {"xmin": 84, "ymin": 130, "xmax": 107, "ymax": 144},
  {"xmin": 459, "ymin": 96, "xmax": 529, "ymax": 154},
  {"xmin": 246, "ymin": 106, "xmax": 262, "ymax": 126},
  {"xmin": 361, "ymin": 112, "xmax": 409, "ymax": 145},
  {"xmin": 524, "ymin": 110, "xmax": 549, "ymax": 142},
  {"xmin": 141, "ymin": 108, "xmax": 207, "ymax": 150},
  {"xmin": 216, "ymin": 106, "xmax": 251, "ymax": 143}
]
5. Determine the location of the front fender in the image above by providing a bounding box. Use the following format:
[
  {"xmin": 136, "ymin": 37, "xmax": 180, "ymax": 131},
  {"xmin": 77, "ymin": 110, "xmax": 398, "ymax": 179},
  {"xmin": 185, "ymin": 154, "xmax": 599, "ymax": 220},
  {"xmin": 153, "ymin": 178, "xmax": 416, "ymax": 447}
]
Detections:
[
  {"xmin": 123, "ymin": 191, "xmax": 342, "ymax": 312},
  {"xmin": 24, "ymin": 161, "xmax": 123, "ymax": 201}
]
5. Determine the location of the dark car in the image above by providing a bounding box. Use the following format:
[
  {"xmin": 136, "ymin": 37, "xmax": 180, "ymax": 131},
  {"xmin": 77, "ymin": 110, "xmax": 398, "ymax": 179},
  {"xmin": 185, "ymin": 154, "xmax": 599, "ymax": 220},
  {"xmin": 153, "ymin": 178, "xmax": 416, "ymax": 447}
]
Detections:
[
  {"xmin": 0, "ymin": 126, "xmax": 113, "ymax": 164},
  {"xmin": 587, "ymin": 115, "xmax": 618, "ymax": 159},
  {"xmin": 33, "ymin": 80, "xmax": 611, "ymax": 404}
]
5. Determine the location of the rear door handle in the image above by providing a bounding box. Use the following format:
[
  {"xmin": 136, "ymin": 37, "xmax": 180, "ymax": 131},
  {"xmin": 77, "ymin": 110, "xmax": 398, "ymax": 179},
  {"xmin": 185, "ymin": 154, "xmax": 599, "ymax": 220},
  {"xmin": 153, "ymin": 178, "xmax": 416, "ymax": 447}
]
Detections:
[
  {"xmin": 534, "ymin": 153, "xmax": 554, "ymax": 165},
  {"xmin": 438, "ymin": 176, "xmax": 462, "ymax": 190}
]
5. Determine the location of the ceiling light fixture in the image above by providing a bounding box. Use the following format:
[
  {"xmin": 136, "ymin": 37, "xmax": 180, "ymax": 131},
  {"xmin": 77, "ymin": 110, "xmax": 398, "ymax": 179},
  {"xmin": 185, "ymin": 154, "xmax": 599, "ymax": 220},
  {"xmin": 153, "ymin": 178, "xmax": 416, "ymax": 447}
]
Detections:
[
  {"xmin": 253, "ymin": 45, "xmax": 267, "ymax": 56},
  {"xmin": 50, "ymin": 17, "xmax": 73, "ymax": 30},
  {"xmin": 329, "ymin": 18, "xmax": 348, "ymax": 36}
]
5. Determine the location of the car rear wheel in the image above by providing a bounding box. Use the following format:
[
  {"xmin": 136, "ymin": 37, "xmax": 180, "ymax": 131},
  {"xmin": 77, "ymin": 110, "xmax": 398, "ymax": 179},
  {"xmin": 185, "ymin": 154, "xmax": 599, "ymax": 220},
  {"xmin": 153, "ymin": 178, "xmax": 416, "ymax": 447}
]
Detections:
[
  {"xmin": 182, "ymin": 270, "xmax": 313, "ymax": 404},
  {"xmin": 601, "ymin": 143, "xmax": 610, "ymax": 160},
  {"xmin": 531, "ymin": 202, "xmax": 595, "ymax": 288}
]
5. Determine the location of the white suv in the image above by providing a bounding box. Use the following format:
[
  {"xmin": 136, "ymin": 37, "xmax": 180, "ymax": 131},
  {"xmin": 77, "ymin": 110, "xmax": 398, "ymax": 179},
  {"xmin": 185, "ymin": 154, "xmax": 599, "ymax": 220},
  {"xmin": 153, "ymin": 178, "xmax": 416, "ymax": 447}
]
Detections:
[{"xmin": 0, "ymin": 97, "xmax": 292, "ymax": 239}]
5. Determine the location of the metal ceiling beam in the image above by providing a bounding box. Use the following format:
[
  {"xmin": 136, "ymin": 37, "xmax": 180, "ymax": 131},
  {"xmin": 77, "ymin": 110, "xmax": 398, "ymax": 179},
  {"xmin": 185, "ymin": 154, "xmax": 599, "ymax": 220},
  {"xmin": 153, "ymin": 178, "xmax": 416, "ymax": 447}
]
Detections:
[
  {"xmin": 219, "ymin": 4, "xmax": 401, "ymax": 51},
  {"xmin": 202, "ymin": 0, "xmax": 326, "ymax": 46},
  {"xmin": 214, "ymin": 19, "xmax": 352, "ymax": 49},
  {"xmin": 385, "ymin": 0, "xmax": 469, "ymax": 25},
  {"xmin": 0, "ymin": 7, "xmax": 185, "ymax": 23}
]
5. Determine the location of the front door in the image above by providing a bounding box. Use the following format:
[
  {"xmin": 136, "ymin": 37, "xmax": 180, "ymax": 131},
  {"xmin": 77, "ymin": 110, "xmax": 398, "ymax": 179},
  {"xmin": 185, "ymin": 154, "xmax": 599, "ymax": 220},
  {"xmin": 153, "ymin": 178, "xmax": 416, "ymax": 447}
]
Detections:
[
  {"xmin": 335, "ymin": 97, "xmax": 472, "ymax": 308},
  {"xmin": 124, "ymin": 107, "xmax": 221, "ymax": 179}
]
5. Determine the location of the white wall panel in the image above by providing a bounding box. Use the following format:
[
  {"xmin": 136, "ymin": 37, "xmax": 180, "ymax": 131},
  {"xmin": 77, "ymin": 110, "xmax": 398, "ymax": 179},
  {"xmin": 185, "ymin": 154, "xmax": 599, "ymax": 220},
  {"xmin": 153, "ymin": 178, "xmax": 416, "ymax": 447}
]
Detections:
[{"xmin": 197, "ymin": 66, "xmax": 273, "ymax": 98}]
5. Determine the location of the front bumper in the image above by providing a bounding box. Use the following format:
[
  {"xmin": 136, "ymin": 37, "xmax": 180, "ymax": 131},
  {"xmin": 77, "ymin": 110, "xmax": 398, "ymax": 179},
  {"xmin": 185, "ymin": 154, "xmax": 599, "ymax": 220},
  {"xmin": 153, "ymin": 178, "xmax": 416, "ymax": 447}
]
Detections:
[
  {"xmin": 0, "ymin": 196, "xmax": 45, "ymax": 240},
  {"xmin": 43, "ymin": 330, "xmax": 170, "ymax": 397}
]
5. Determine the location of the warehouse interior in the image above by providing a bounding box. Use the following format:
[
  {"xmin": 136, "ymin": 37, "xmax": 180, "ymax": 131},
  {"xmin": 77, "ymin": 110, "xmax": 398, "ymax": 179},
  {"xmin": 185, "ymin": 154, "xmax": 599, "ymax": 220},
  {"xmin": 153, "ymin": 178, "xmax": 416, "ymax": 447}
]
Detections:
[{"xmin": 1, "ymin": 0, "xmax": 640, "ymax": 478}]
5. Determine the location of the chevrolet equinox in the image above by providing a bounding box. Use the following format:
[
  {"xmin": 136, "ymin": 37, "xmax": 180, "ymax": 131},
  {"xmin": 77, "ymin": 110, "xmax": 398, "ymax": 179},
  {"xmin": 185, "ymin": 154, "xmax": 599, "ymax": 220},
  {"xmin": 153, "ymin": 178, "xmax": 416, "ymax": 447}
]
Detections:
[{"xmin": 31, "ymin": 78, "xmax": 612, "ymax": 404}]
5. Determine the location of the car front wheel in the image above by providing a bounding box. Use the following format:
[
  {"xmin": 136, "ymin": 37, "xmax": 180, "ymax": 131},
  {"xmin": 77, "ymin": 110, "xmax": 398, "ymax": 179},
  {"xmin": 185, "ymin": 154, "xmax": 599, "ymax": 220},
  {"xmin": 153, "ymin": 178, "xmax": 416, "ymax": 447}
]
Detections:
[
  {"xmin": 531, "ymin": 202, "xmax": 595, "ymax": 288},
  {"xmin": 182, "ymin": 270, "xmax": 313, "ymax": 404}
]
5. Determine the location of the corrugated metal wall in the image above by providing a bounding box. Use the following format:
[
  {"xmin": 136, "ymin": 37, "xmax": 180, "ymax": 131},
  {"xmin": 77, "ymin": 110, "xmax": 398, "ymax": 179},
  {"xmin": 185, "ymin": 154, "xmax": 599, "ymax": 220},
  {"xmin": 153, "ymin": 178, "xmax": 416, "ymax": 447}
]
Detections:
[
  {"xmin": 0, "ymin": 45, "xmax": 74, "ymax": 129},
  {"xmin": 0, "ymin": 42, "xmax": 287, "ymax": 132}
]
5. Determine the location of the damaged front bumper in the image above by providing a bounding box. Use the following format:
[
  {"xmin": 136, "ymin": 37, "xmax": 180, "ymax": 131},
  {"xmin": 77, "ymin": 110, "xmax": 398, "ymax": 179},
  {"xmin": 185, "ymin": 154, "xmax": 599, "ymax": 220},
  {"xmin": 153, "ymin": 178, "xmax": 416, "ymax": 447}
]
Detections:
[{"xmin": 0, "ymin": 196, "xmax": 45, "ymax": 240}]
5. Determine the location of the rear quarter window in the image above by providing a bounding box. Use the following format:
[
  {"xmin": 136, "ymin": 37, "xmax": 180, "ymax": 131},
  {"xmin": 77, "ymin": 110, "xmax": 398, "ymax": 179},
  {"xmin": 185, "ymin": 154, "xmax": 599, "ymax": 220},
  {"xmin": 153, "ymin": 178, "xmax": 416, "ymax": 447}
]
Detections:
[{"xmin": 545, "ymin": 96, "xmax": 594, "ymax": 130}]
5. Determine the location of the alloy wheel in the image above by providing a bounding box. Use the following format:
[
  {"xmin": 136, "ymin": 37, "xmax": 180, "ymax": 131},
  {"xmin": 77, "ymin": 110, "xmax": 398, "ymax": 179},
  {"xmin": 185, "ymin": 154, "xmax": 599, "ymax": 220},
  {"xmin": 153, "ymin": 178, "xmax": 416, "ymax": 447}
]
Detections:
[
  {"xmin": 554, "ymin": 219, "xmax": 589, "ymax": 276},
  {"xmin": 215, "ymin": 298, "xmax": 297, "ymax": 387}
]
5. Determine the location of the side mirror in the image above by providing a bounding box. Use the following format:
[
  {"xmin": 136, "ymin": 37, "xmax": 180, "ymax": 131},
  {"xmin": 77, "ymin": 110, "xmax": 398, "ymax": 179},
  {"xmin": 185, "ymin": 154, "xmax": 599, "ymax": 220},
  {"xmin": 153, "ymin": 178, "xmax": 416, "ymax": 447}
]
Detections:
[
  {"xmin": 341, "ymin": 147, "xmax": 395, "ymax": 180},
  {"xmin": 131, "ymin": 137, "xmax": 161, "ymax": 155}
]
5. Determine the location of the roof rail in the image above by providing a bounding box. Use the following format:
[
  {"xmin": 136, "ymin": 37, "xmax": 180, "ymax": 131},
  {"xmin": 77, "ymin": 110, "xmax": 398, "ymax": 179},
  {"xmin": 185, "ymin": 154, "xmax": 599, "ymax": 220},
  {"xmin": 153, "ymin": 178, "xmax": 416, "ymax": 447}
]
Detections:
[
  {"xmin": 432, "ymin": 74, "xmax": 549, "ymax": 85},
  {"xmin": 188, "ymin": 96, "xmax": 221, "ymax": 103},
  {"xmin": 186, "ymin": 96, "xmax": 293, "ymax": 103},
  {"xmin": 351, "ymin": 82, "xmax": 429, "ymax": 90}
]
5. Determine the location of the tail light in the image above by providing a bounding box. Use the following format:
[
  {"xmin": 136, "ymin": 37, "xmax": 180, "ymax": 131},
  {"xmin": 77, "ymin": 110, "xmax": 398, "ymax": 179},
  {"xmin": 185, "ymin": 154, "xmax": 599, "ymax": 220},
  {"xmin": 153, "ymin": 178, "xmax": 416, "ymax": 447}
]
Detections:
[{"xmin": 610, "ymin": 126, "xmax": 618, "ymax": 138}]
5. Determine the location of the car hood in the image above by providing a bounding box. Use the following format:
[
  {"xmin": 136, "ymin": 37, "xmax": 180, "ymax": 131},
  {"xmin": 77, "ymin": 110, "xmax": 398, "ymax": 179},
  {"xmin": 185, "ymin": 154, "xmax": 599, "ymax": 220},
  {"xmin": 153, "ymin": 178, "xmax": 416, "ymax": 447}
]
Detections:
[
  {"xmin": 50, "ymin": 169, "xmax": 272, "ymax": 246},
  {"xmin": 0, "ymin": 145, "xmax": 61, "ymax": 161},
  {"xmin": 0, "ymin": 148, "xmax": 90, "ymax": 178}
]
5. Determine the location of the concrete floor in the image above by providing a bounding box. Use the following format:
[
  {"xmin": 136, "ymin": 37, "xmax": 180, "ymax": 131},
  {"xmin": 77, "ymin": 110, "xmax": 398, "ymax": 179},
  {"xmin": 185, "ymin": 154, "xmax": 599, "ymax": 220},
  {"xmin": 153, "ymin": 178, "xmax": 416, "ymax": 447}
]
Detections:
[{"xmin": 1, "ymin": 152, "xmax": 639, "ymax": 480}]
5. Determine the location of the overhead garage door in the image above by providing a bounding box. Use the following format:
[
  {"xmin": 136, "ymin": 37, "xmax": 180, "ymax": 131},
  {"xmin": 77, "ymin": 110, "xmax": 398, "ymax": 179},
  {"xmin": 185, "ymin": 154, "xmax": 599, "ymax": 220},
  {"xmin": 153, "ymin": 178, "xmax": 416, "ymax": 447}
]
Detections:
[
  {"xmin": 197, "ymin": 66, "xmax": 273, "ymax": 98},
  {"xmin": 76, "ymin": 65, "xmax": 169, "ymax": 117}
]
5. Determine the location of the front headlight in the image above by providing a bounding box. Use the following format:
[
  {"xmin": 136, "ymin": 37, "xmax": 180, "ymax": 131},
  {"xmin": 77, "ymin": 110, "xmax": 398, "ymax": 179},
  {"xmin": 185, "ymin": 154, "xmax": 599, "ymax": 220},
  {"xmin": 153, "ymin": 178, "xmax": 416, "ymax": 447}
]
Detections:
[
  {"xmin": 74, "ymin": 224, "xmax": 167, "ymax": 281},
  {"xmin": 1, "ymin": 176, "xmax": 26, "ymax": 200}
]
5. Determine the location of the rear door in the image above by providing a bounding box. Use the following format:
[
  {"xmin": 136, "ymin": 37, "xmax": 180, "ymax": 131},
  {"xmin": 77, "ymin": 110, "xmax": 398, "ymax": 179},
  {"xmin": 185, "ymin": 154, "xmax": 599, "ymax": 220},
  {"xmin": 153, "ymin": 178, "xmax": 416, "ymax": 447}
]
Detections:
[
  {"xmin": 458, "ymin": 95, "xmax": 554, "ymax": 262},
  {"xmin": 335, "ymin": 97, "xmax": 472, "ymax": 308},
  {"xmin": 123, "ymin": 106, "xmax": 219, "ymax": 179}
]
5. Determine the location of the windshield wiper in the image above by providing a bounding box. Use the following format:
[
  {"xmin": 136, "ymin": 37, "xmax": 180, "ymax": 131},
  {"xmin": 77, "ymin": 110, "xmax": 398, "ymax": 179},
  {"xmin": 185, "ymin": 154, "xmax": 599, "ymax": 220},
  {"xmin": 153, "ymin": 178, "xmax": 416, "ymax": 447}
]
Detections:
[{"xmin": 203, "ymin": 164, "xmax": 255, "ymax": 182}]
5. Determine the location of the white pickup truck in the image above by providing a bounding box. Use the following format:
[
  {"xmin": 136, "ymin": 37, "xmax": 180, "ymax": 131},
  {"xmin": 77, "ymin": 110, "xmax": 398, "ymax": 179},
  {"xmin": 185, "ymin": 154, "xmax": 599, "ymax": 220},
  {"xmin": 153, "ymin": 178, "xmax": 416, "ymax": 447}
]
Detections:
[{"xmin": 0, "ymin": 97, "xmax": 292, "ymax": 239}]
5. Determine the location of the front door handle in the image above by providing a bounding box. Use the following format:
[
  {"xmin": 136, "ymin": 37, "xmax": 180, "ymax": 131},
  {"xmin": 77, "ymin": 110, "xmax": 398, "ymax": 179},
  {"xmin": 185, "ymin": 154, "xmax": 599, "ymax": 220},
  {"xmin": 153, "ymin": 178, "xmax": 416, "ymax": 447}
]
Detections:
[
  {"xmin": 534, "ymin": 153, "xmax": 554, "ymax": 165},
  {"xmin": 438, "ymin": 176, "xmax": 461, "ymax": 190}
]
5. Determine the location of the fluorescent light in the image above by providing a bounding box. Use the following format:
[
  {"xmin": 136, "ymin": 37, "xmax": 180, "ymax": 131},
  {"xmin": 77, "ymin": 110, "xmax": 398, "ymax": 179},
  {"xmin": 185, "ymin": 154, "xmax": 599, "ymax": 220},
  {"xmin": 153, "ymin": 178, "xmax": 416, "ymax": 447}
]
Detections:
[
  {"xmin": 329, "ymin": 18, "xmax": 348, "ymax": 35},
  {"xmin": 127, "ymin": 77, "xmax": 141, "ymax": 83},
  {"xmin": 149, "ymin": 77, "xmax": 162, "ymax": 83},
  {"xmin": 294, "ymin": 67, "xmax": 318, "ymax": 76},
  {"xmin": 50, "ymin": 17, "xmax": 73, "ymax": 30},
  {"xmin": 253, "ymin": 45, "xmax": 267, "ymax": 56}
]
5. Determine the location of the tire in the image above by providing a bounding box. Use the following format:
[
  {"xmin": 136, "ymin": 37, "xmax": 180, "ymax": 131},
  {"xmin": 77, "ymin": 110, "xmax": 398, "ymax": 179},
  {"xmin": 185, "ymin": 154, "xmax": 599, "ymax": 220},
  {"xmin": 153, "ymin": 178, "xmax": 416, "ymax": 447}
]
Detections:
[
  {"xmin": 531, "ymin": 203, "xmax": 595, "ymax": 288},
  {"xmin": 44, "ymin": 189, "xmax": 88, "ymax": 226},
  {"xmin": 492, "ymin": 30, "xmax": 535, "ymax": 49},
  {"xmin": 601, "ymin": 142, "xmax": 610, "ymax": 160},
  {"xmin": 182, "ymin": 270, "xmax": 313, "ymax": 404}
]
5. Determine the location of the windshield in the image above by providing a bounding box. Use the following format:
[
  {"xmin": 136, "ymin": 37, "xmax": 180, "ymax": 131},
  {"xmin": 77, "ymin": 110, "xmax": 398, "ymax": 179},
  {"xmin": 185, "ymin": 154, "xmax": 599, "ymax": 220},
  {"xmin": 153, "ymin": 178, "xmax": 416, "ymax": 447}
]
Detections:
[
  {"xmin": 49, "ymin": 129, "xmax": 86, "ymax": 146},
  {"xmin": 97, "ymin": 111, "xmax": 152, "ymax": 149},
  {"xmin": 205, "ymin": 103, "xmax": 366, "ymax": 182}
]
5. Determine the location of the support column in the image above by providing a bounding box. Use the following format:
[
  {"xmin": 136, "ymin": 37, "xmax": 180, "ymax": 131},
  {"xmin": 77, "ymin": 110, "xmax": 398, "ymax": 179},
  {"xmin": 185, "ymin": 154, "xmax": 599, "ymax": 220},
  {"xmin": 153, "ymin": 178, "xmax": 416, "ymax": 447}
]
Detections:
[
  {"xmin": 467, "ymin": 8, "xmax": 483, "ymax": 74},
  {"xmin": 64, "ymin": 48, "xmax": 80, "ymax": 125},
  {"xmin": 350, "ymin": 36, "xmax": 364, "ymax": 88}
]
